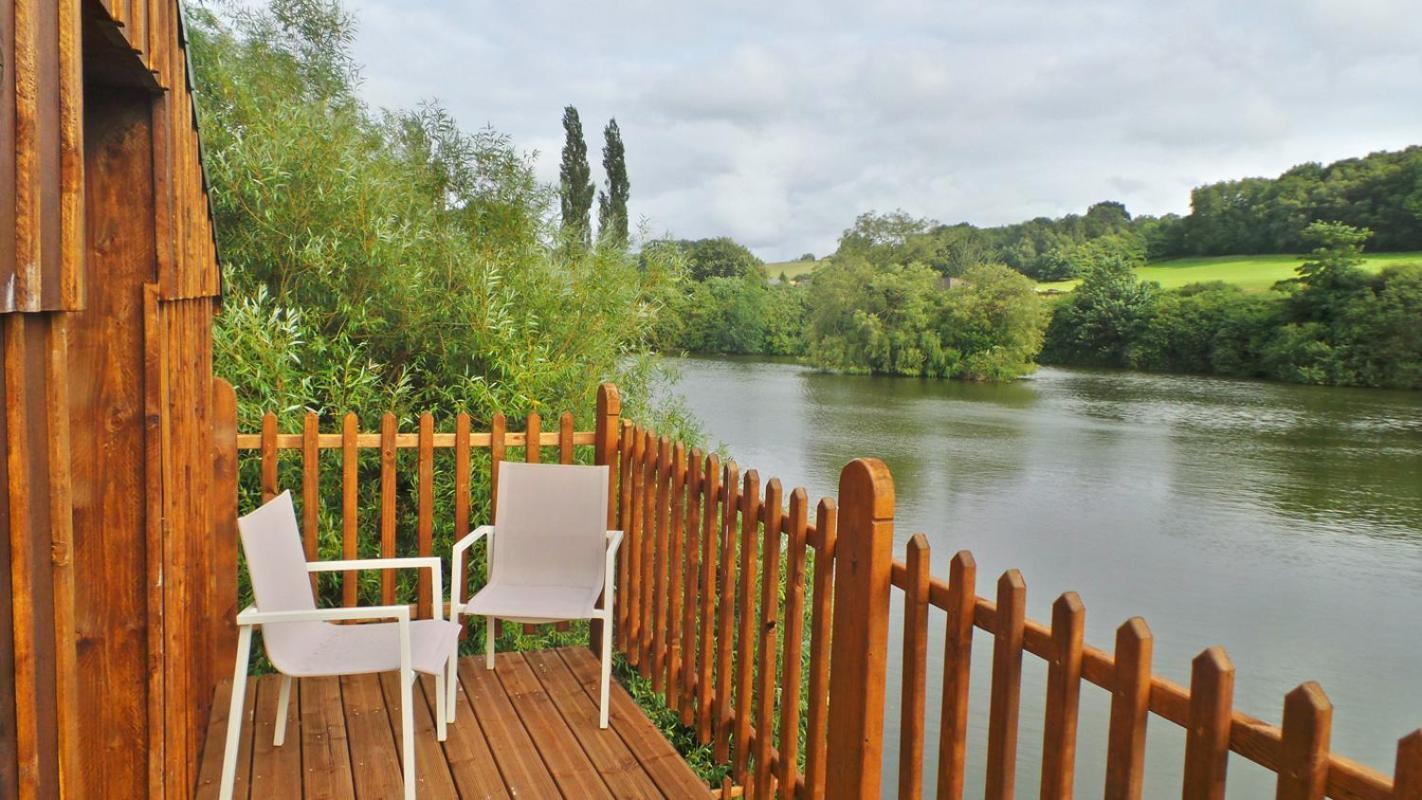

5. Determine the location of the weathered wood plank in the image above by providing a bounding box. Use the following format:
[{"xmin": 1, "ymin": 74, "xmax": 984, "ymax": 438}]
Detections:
[
  {"xmin": 754, "ymin": 478, "xmax": 784, "ymax": 798},
  {"xmin": 934, "ymin": 551, "xmax": 975, "ymax": 800},
  {"xmin": 421, "ymin": 674, "xmax": 508, "ymax": 799},
  {"xmin": 525, "ymin": 649, "xmax": 663, "ymax": 798},
  {"xmin": 340, "ymin": 673, "xmax": 404, "ymax": 798},
  {"xmin": 733, "ymin": 470, "xmax": 761, "ymax": 783},
  {"xmin": 984, "ymin": 570, "xmax": 1026, "ymax": 800},
  {"xmin": 1182, "ymin": 647, "xmax": 1235, "ymax": 800},
  {"xmin": 1041, "ymin": 592, "xmax": 1085, "ymax": 800},
  {"xmin": 899, "ymin": 534, "xmax": 930, "ymax": 800},
  {"xmin": 496, "ymin": 653, "xmax": 614, "ymax": 798},
  {"xmin": 458, "ymin": 655, "xmax": 563, "ymax": 797},
  {"xmin": 776, "ymin": 488, "xmax": 810, "ymax": 799},
  {"xmin": 802, "ymin": 498, "xmax": 837, "ymax": 800},
  {"xmin": 378, "ymin": 670, "xmax": 457, "ymax": 798},
  {"xmin": 1277, "ymin": 683, "xmax": 1331, "ymax": 800},
  {"xmin": 299, "ymin": 676, "xmax": 356, "ymax": 800},
  {"xmin": 561, "ymin": 646, "xmax": 711, "ymax": 799},
  {"xmin": 249, "ymin": 677, "xmax": 302, "ymax": 798},
  {"xmin": 824, "ymin": 459, "xmax": 895, "ymax": 800},
  {"xmin": 380, "ymin": 413, "xmax": 397, "ymax": 605},
  {"xmin": 341, "ymin": 413, "xmax": 358, "ymax": 607}
]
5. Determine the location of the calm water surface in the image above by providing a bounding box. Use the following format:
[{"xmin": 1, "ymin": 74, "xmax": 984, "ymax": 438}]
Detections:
[{"xmin": 660, "ymin": 356, "xmax": 1422, "ymax": 798}]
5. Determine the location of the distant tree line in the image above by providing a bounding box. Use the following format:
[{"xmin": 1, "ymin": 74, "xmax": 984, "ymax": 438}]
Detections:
[{"xmin": 834, "ymin": 146, "xmax": 1422, "ymax": 282}]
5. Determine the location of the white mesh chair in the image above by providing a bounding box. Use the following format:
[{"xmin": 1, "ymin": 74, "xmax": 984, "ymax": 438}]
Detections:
[
  {"xmin": 449, "ymin": 462, "xmax": 622, "ymax": 727},
  {"xmin": 219, "ymin": 491, "xmax": 460, "ymax": 800}
]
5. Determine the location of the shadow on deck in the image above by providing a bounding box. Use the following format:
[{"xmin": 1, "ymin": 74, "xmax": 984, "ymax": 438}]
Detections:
[{"xmin": 194, "ymin": 647, "xmax": 711, "ymax": 799}]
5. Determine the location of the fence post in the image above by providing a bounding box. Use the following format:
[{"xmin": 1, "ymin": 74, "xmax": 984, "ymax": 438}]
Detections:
[
  {"xmin": 211, "ymin": 378, "xmax": 239, "ymax": 672},
  {"xmin": 591, "ymin": 383, "xmax": 620, "ymax": 655},
  {"xmin": 826, "ymin": 458, "xmax": 895, "ymax": 800}
]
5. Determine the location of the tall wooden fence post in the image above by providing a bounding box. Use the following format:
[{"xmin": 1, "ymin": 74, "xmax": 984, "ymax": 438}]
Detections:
[
  {"xmin": 211, "ymin": 378, "xmax": 239, "ymax": 672},
  {"xmin": 591, "ymin": 383, "xmax": 620, "ymax": 655},
  {"xmin": 825, "ymin": 458, "xmax": 895, "ymax": 800}
]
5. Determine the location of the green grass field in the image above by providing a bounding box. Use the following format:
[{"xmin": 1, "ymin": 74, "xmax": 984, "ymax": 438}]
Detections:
[
  {"xmin": 1036, "ymin": 252, "xmax": 1422, "ymax": 293},
  {"xmin": 765, "ymin": 259, "xmax": 819, "ymax": 281}
]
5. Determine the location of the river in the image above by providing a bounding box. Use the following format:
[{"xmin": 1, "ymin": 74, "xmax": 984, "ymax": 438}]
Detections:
[{"xmin": 658, "ymin": 356, "xmax": 1422, "ymax": 798}]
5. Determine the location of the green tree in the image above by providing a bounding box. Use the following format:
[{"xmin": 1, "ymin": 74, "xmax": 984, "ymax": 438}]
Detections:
[
  {"xmin": 596, "ymin": 118, "xmax": 629, "ymax": 247},
  {"xmin": 672, "ymin": 237, "xmax": 763, "ymax": 282},
  {"xmin": 1041, "ymin": 255, "xmax": 1158, "ymax": 367},
  {"xmin": 937, "ymin": 264, "xmax": 1049, "ymax": 380},
  {"xmin": 559, "ymin": 105, "xmax": 595, "ymax": 246}
]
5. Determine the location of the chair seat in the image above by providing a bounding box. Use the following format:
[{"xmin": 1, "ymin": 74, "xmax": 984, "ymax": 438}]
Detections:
[
  {"xmin": 266, "ymin": 618, "xmax": 460, "ymax": 677},
  {"xmin": 463, "ymin": 580, "xmax": 602, "ymax": 621}
]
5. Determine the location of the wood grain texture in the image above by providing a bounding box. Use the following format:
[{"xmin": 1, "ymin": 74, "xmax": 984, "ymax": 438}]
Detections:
[
  {"xmin": 714, "ymin": 460, "xmax": 740, "ymax": 763},
  {"xmin": 802, "ymin": 497, "xmax": 837, "ymax": 800},
  {"xmin": 340, "ymin": 413, "xmax": 357, "ymax": 607},
  {"xmin": 1041, "ymin": 592, "xmax": 1085, "ymax": 800},
  {"xmin": 697, "ymin": 453, "xmax": 721, "ymax": 744},
  {"xmin": 933, "ymin": 551, "xmax": 975, "ymax": 800},
  {"xmin": 776, "ymin": 487, "xmax": 810, "ymax": 800},
  {"xmin": 1276, "ymin": 682, "xmax": 1331, "ymax": 800},
  {"xmin": 1104, "ymin": 617, "xmax": 1152, "ymax": 800},
  {"xmin": 984, "ymin": 570, "xmax": 1026, "ymax": 800},
  {"xmin": 1183, "ymin": 647, "xmax": 1235, "ymax": 800},
  {"xmin": 754, "ymin": 478, "xmax": 784, "ymax": 798},
  {"xmin": 825, "ymin": 459, "xmax": 894, "ymax": 800},
  {"xmin": 380, "ymin": 413, "xmax": 397, "ymax": 605},
  {"xmin": 732, "ymin": 469, "xmax": 761, "ymax": 783},
  {"xmin": 417, "ymin": 412, "xmax": 434, "ymax": 616},
  {"xmin": 898, "ymin": 534, "xmax": 930, "ymax": 800}
]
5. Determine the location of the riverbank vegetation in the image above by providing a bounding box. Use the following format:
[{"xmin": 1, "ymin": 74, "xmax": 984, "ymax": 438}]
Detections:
[{"xmin": 1042, "ymin": 223, "xmax": 1422, "ymax": 388}]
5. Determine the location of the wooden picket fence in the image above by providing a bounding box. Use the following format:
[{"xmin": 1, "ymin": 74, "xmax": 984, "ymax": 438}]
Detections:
[
  {"xmin": 230, "ymin": 382, "xmax": 1422, "ymax": 800},
  {"xmin": 611, "ymin": 419, "xmax": 1422, "ymax": 800}
]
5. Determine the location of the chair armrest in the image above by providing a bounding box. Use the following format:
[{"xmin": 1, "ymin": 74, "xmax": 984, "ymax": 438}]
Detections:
[
  {"xmin": 236, "ymin": 603, "xmax": 411, "ymax": 626},
  {"xmin": 605, "ymin": 530, "xmax": 624, "ymax": 556},
  {"xmin": 451, "ymin": 525, "xmax": 494, "ymax": 614},
  {"xmin": 305, "ymin": 557, "xmax": 444, "ymax": 621}
]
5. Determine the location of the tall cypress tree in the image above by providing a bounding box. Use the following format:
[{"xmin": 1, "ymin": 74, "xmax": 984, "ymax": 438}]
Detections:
[
  {"xmin": 559, "ymin": 106, "xmax": 594, "ymax": 246},
  {"xmin": 597, "ymin": 118, "xmax": 630, "ymax": 247}
]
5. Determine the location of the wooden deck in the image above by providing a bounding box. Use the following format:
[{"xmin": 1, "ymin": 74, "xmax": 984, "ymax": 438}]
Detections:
[{"xmin": 194, "ymin": 647, "xmax": 713, "ymax": 799}]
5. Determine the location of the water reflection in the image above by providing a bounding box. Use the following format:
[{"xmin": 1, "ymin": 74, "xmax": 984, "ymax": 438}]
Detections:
[{"xmin": 660, "ymin": 356, "xmax": 1422, "ymax": 798}]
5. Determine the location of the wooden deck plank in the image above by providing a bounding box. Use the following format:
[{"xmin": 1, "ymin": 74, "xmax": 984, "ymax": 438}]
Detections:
[
  {"xmin": 194, "ymin": 678, "xmax": 255, "ymax": 800},
  {"xmin": 459, "ymin": 655, "xmax": 565, "ymax": 797},
  {"xmin": 341, "ymin": 673, "xmax": 405, "ymax": 799},
  {"xmin": 559, "ymin": 647, "xmax": 712, "ymax": 798},
  {"xmin": 250, "ymin": 676, "xmax": 303, "ymax": 797},
  {"xmin": 496, "ymin": 653, "xmax": 616, "ymax": 799},
  {"xmin": 378, "ymin": 671, "xmax": 458, "ymax": 799},
  {"xmin": 524, "ymin": 649, "xmax": 666, "ymax": 799},
  {"xmin": 419, "ymin": 674, "xmax": 510, "ymax": 800},
  {"xmin": 300, "ymin": 676, "xmax": 356, "ymax": 800},
  {"xmin": 199, "ymin": 649, "xmax": 704, "ymax": 800}
]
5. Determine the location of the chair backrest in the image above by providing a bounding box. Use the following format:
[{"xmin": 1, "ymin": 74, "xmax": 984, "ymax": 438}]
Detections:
[
  {"xmin": 238, "ymin": 491, "xmax": 316, "ymax": 614},
  {"xmin": 493, "ymin": 463, "xmax": 609, "ymax": 590}
]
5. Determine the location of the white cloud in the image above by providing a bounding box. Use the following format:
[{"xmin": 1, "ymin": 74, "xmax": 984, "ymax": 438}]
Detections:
[{"xmin": 339, "ymin": 0, "xmax": 1422, "ymax": 260}]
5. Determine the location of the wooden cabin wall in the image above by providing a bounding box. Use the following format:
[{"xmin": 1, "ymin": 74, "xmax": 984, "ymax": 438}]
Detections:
[{"xmin": 2, "ymin": 1, "xmax": 224, "ymax": 797}]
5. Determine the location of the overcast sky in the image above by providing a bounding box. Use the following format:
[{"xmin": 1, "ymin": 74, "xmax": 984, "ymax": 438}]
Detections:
[{"xmin": 338, "ymin": 0, "xmax": 1421, "ymax": 261}]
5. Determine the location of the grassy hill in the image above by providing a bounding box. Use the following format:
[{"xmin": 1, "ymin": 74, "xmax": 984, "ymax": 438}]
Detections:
[
  {"xmin": 764, "ymin": 259, "xmax": 819, "ymax": 281},
  {"xmin": 1037, "ymin": 252, "xmax": 1422, "ymax": 293}
]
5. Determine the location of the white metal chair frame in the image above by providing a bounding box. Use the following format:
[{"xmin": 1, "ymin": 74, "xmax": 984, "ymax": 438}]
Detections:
[
  {"xmin": 219, "ymin": 554, "xmax": 456, "ymax": 800},
  {"xmin": 449, "ymin": 524, "xmax": 623, "ymax": 727}
]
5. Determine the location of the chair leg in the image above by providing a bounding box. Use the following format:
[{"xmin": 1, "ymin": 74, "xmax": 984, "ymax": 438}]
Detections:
[
  {"xmin": 485, "ymin": 616, "xmax": 496, "ymax": 670},
  {"xmin": 219, "ymin": 626, "xmax": 254, "ymax": 800},
  {"xmin": 445, "ymin": 652, "xmax": 458, "ymax": 724},
  {"xmin": 400, "ymin": 665, "xmax": 416, "ymax": 800},
  {"xmin": 435, "ymin": 668, "xmax": 447, "ymax": 742},
  {"xmin": 273, "ymin": 673, "xmax": 293, "ymax": 746},
  {"xmin": 599, "ymin": 612, "xmax": 613, "ymax": 729}
]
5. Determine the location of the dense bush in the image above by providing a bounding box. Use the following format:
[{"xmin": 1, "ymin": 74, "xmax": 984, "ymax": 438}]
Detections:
[{"xmin": 805, "ymin": 259, "xmax": 1048, "ymax": 379}]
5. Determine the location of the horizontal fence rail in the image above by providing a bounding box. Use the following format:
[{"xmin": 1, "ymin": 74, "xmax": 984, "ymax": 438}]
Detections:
[
  {"xmin": 231, "ymin": 386, "xmax": 621, "ymax": 637},
  {"xmin": 610, "ymin": 419, "xmax": 1422, "ymax": 800}
]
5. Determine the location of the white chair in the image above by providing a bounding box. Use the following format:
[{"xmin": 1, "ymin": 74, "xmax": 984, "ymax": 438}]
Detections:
[
  {"xmin": 219, "ymin": 491, "xmax": 460, "ymax": 800},
  {"xmin": 449, "ymin": 462, "xmax": 623, "ymax": 727}
]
